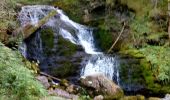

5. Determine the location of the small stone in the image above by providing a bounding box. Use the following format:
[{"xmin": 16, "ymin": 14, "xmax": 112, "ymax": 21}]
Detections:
[
  {"xmin": 81, "ymin": 76, "xmax": 86, "ymax": 79},
  {"xmin": 36, "ymin": 76, "xmax": 50, "ymax": 89},
  {"xmin": 94, "ymin": 95, "xmax": 104, "ymax": 100},
  {"xmin": 66, "ymin": 85, "xmax": 74, "ymax": 93},
  {"xmin": 88, "ymin": 81, "xmax": 92, "ymax": 84}
]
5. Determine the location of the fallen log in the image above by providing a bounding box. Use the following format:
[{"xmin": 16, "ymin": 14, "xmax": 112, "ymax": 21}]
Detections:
[{"xmin": 10, "ymin": 10, "xmax": 57, "ymax": 41}]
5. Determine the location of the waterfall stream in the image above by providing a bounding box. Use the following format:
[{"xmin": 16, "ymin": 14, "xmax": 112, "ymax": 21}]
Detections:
[{"xmin": 19, "ymin": 5, "xmax": 120, "ymax": 85}]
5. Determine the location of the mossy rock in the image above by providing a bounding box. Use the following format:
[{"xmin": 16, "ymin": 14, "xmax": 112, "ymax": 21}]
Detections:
[
  {"xmin": 53, "ymin": 0, "xmax": 86, "ymax": 23},
  {"xmin": 94, "ymin": 29, "xmax": 114, "ymax": 51},
  {"xmin": 57, "ymin": 36, "xmax": 77, "ymax": 56},
  {"xmin": 119, "ymin": 46, "xmax": 170, "ymax": 94},
  {"xmin": 40, "ymin": 27, "xmax": 54, "ymax": 49},
  {"xmin": 119, "ymin": 57, "xmax": 151, "ymax": 90},
  {"xmin": 51, "ymin": 61, "xmax": 77, "ymax": 78}
]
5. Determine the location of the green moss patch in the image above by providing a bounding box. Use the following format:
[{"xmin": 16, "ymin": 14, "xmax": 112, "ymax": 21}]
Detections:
[
  {"xmin": 40, "ymin": 27, "xmax": 55, "ymax": 49},
  {"xmin": 57, "ymin": 36, "xmax": 77, "ymax": 56},
  {"xmin": 51, "ymin": 61, "xmax": 77, "ymax": 78}
]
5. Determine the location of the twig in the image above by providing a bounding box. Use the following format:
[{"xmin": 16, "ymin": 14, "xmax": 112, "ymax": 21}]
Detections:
[
  {"xmin": 40, "ymin": 72, "xmax": 61, "ymax": 82},
  {"xmin": 39, "ymin": 72, "xmax": 80, "ymax": 88},
  {"xmin": 107, "ymin": 22, "xmax": 126, "ymax": 53}
]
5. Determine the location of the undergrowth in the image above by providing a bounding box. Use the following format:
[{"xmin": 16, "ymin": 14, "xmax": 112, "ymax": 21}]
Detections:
[
  {"xmin": 0, "ymin": 42, "xmax": 47, "ymax": 100},
  {"xmin": 139, "ymin": 46, "xmax": 170, "ymax": 84}
]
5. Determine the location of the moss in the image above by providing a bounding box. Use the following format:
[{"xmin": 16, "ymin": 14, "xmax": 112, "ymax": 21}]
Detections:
[
  {"xmin": 119, "ymin": 0, "xmax": 168, "ymax": 93},
  {"xmin": 40, "ymin": 27, "xmax": 55, "ymax": 49},
  {"xmin": 119, "ymin": 48, "xmax": 145, "ymax": 58},
  {"xmin": 120, "ymin": 0, "xmax": 152, "ymax": 17},
  {"xmin": 51, "ymin": 61, "xmax": 77, "ymax": 78},
  {"xmin": 94, "ymin": 29, "xmax": 114, "ymax": 51},
  {"xmin": 57, "ymin": 36, "xmax": 77, "ymax": 56},
  {"xmin": 0, "ymin": 42, "xmax": 47, "ymax": 99},
  {"xmin": 53, "ymin": 0, "xmax": 85, "ymax": 23},
  {"xmin": 119, "ymin": 58, "xmax": 149, "ymax": 87},
  {"xmin": 104, "ymin": 89, "xmax": 124, "ymax": 100}
]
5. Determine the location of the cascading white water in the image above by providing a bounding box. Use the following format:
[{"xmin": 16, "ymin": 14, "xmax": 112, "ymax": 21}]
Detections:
[{"xmin": 19, "ymin": 5, "xmax": 120, "ymax": 81}]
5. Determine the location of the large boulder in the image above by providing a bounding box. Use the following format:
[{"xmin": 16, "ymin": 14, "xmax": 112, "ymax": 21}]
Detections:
[{"xmin": 80, "ymin": 73, "xmax": 124, "ymax": 99}]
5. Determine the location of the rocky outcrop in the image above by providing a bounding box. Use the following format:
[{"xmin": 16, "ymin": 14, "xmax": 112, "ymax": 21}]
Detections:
[
  {"xmin": 25, "ymin": 27, "xmax": 87, "ymax": 80},
  {"xmin": 80, "ymin": 73, "xmax": 124, "ymax": 99}
]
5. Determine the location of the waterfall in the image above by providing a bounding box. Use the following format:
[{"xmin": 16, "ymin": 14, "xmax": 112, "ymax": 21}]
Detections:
[{"xmin": 18, "ymin": 5, "xmax": 120, "ymax": 82}]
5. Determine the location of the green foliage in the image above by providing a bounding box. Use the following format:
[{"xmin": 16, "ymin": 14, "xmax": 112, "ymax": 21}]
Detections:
[
  {"xmin": 139, "ymin": 46, "xmax": 170, "ymax": 84},
  {"xmin": 130, "ymin": 16, "xmax": 151, "ymax": 36},
  {"xmin": 0, "ymin": 42, "xmax": 47, "ymax": 100},
  {"xmin": 79, "ymin": 88, "xmax": 92, "ymax": 100},
  {"xmin": 120, "ymin": 0, "xmax": 152, "ymax": 17}
]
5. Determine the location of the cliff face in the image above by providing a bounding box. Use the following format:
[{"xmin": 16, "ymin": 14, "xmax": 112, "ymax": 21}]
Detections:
[{"xmin": 53, "ymin": 0, "xmax": 169, "ymax": 94}]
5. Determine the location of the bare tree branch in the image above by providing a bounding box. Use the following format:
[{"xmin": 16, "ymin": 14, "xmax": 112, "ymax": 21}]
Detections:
[{"xmin": 107, "ymin": 22, "xmax": 126, "ymax": 53}]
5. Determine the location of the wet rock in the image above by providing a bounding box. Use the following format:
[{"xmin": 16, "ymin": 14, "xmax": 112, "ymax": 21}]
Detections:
[
  {"xmin": 36, "ymin": 76, "xmax": 50, "ymax": 89},
  {"xmin": 48, "ymin": 88, "xmax": 79, "ymax": 100},
  {"xmin": 94, "ymin": 95, "xmax": 104, "ymax": 100},
  {"xmin": 80, "ymin": 73, "xmax": 124, "ymax": 99},
  {"xmin": 83, "ymin": 9, "xmax": 92, "ymax": 23}
]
